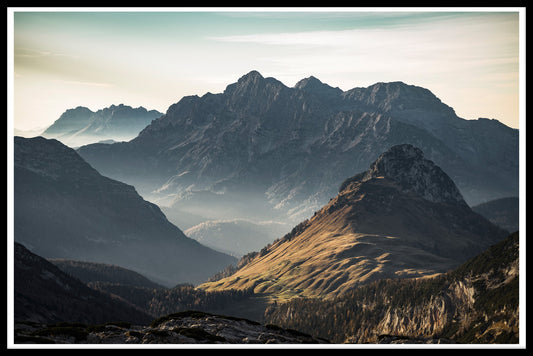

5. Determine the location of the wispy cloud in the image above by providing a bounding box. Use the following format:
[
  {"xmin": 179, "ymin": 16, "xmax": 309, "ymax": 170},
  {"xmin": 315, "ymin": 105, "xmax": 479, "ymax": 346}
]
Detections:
[
  {"xmin": 208, "ymin": 29, "xmax": 359, "ymax": 46},
  {"xmin": 207, "ymin": 15, "xmax": 518, "ymax": 79},
  {"xmin": 15, "ymin": 47, "xmax": 78, "ymax": 59},
  {"xmin": 49, "ymin": 79, "xmax": 114, "ymax": 88}
]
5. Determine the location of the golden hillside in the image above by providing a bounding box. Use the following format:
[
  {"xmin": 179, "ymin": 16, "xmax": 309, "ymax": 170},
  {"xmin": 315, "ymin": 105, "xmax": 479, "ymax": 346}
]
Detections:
[{"xmin": 198, "ymin": 145, "xmax": 508, "ymax": 301}]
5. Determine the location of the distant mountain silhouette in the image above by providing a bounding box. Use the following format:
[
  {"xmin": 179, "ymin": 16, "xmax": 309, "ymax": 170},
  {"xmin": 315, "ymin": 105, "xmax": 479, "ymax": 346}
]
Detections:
[
  {"xmin": 184, "ymin": 219, "xmax": 290, "ymax": 258},
  {"xmin": 77, "ymin": 71, "xmax": 518, "ymax": 229},
  {"xmin": 42, "ymin": 104, "xmax": 162, "ymax": 147},
  {"xmin": 48, "ymin": 259, "xmax": 166, "ymax": 289},
  {"xmin": 14, "ymin": 242, "xmax": 153, "ymax": 325},
  {"xmin": 14, "ymin": 136, "xmax": 236, "ymax": 287},
  {"xmin": 472, "ymin": 196, "xmax": 519, "ymax": 233},
  {"xmin": 199, "ymin": 144, "xmax": 508, "ymax": 300}
]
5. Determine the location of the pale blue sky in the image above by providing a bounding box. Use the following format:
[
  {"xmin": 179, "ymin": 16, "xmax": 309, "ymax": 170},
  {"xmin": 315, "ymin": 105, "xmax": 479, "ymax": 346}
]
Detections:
[{"xmin": 9, "ymin": 8, "xmax": 523, "ymax": 130}]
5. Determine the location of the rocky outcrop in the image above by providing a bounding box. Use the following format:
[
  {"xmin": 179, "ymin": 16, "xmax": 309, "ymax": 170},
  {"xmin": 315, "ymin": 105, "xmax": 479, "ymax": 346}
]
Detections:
[
  {"xmin": 347, "ymin": 144, "xmax": 466, "ymax": 206},
  {"xmin": 14, "ymin": 311, "xmax": 329, "ymax": 344}
]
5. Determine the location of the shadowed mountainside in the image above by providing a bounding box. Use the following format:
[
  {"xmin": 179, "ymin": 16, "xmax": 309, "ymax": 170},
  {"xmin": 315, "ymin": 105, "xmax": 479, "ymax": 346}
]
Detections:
[
  {"xmin": 14, "ymin": 136, "xmax": 236, "ymax": 287},
  {"xmin": 14, "ymin": 242, "xmax": 153, "ymax": 325}
]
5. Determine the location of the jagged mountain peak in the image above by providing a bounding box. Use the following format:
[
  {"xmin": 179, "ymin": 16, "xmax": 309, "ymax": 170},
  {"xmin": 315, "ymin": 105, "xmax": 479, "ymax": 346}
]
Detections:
[
  {"xmin": 239, "ymin": 69, "xmax": 264, "ymax": 82},
  {"xmin": 232, "ymin": 70, "xmax": 269, "ymax": 90},
  {"xmin": 294, "ymin": 75, "xmax": 343, "ymax": 96},
  {"xmin": 341, "ymin": 144, "xmax": 467, "ymax": 206},
  {"xmin": 366, "ymin": 80, "xmax": 426, "ymax": 95},
  {"xmin": 294, "ymin": 75, "xmax": 323, "ymax": 88},
  {"xmin": 343, "ymin": 80, "xmax": 454, "ymax": 117},
  {"xmin": 225, "ymin": 70, "xmax": 286, "ymax": 94},
  {"xmin": 64, "ymin": 105, "xmax": 94, "ymax": 116}
]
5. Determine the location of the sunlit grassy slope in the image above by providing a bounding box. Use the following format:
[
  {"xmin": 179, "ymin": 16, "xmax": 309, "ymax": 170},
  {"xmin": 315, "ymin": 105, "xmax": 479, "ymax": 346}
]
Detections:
[{"xmin": 198, "ymin": 178, "xmax": 461, "ymax": 301}]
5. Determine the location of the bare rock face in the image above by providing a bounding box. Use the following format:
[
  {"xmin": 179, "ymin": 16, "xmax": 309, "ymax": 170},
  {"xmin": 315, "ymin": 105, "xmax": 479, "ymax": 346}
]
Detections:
[{"xmin": 349, "ymin": 144, "xmax": 466, "ymax": 206}]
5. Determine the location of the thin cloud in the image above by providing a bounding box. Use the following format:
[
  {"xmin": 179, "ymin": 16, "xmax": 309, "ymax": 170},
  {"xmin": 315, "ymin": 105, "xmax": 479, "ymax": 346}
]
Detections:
[
  {"xmin": 50, "ymin": 79, "xmax": 114, "ymax": 88},
  {"xmin": 15, "ymin": 47, "xmax": 79, "ymax": 59}
]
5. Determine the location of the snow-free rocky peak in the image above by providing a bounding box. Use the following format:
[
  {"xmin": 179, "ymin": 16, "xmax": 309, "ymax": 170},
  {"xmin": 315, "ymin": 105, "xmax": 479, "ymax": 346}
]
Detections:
[
  {"xmin": 294, "ymin": 76, "xmax": 343, "ymax": 97},
  {"xmin": 224, "ymin": 70, "xmax": 284, "ymax": 94},
  {"xmin": 342, "ymin": 144, "xmax": 467, "ymax": 206}
]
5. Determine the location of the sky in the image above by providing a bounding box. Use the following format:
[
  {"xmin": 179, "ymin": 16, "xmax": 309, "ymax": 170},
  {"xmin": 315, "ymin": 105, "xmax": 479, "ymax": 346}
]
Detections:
[{"xmin": 8, "ymin": 7, "xmax": 524, "ymax": 131}]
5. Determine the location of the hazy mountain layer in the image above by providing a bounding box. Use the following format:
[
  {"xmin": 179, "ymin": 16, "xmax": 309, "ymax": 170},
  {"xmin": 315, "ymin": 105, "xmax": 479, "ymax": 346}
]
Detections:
[
  {"xmin": 77, "ymin": 71, "xmax": 518, "ymax": 228},
  {"xmin": 14, "ymin": 136, "xmax": 236, "ymax": 287},
  {"xmin": 48, "ymin": 259, "xmax": 165, "ymax": 289},
  {"xmin": 184, "ymin": 219, "xmax": 291, "ymax": 258},
  {"xmin": 198, "ymin": 144, "xmax": 508, "ymax": 300},
  {"xmin": 472, "ymin": 196, "xmax": 519, "ymax": 233},
  {"xmin": 42, "ymin": 104, "xmax": 162, "ymax": 147}
]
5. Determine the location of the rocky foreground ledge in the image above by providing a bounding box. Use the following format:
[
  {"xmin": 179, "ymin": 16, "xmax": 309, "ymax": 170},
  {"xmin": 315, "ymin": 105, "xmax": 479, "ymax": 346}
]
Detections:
[{"xmin": 14, "ymin": 311, "xmax": 329, "ymax": 345}]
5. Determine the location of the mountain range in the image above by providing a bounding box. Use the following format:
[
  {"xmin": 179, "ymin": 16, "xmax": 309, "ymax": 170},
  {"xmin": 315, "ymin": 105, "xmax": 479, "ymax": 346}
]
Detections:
[
  {"xmin": 76, "ymin": 71, "xmax": 519, "ymax": 231},
  {"xmin": 199, "ymin": 144, "xmax": 509, "ymax": 300},
  {"xmin": 14, "ymin": 136, "xmax": 236, "ymax": 287},
  {"xmin": 41, "ymin": 104, "xmax": 162, "ymax": 147},
  {"xmin": 12, "ymin": 70, "xmax": 520, "ymax": 345},
  {"xmin": 184, "ymin": 219, "xmax": 290, "ymax": 258}
]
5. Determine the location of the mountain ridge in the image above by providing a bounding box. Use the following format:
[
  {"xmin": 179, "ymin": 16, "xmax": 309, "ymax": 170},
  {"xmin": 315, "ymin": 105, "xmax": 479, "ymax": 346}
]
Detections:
[
  {"xmin": 42, "ymin": 104, "xmax": 162, "ymax": 147},
  {"xmin": 77, "ymin": 70, "xmax": 518, "ymax": 230}
]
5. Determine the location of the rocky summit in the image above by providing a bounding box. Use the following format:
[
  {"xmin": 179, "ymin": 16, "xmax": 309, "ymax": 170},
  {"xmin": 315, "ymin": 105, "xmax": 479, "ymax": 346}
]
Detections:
[
  {"xmin": 340, "ymin": 144, "xmax": 466, "ymax": 206},
  {"xmin": 199, "ymin": 144, "xmax": 508, "ymax": 300}
]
